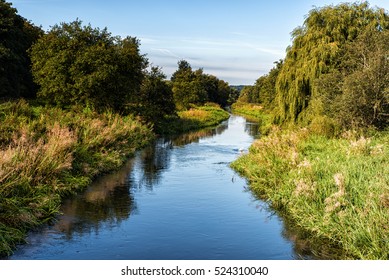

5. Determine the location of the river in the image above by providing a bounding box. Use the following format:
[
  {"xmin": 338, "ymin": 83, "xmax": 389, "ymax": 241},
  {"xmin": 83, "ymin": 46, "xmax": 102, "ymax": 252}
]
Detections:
[{"xmin": 8, "ymin": 115, "xmax": 308, "ymax": 260}]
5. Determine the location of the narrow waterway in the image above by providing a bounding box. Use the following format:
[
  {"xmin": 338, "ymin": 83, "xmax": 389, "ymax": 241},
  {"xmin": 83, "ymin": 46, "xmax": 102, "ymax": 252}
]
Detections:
[{"xmin": 9, "ymin": 115, "xmax": 303, "ymax": 260}]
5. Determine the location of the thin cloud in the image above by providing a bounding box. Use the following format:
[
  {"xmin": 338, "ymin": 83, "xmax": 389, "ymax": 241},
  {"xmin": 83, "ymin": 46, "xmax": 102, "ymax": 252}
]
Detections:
[{"xmin": 151, "ymin": 48, "xmax": 181, "ymax": 59}]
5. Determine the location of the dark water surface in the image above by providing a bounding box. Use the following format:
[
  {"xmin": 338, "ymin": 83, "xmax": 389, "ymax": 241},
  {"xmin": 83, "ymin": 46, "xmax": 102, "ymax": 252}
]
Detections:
[{"xmin": 9, "ymin": 115, "xmax": 302, "ymax": 260}]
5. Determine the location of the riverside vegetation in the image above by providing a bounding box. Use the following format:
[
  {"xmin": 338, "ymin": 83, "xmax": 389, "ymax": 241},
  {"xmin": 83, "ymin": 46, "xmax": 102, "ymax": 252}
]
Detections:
[
  {"xmin": 1, "ymin": 0, "xmax": 388, "ymax": 259},
  {"xmin": 0, "ymin": 0, "xmax": 231, "ymax": 256},
  {"xmin": 232, "ymin": 2, "xmax": 388, "ymax": 259}
]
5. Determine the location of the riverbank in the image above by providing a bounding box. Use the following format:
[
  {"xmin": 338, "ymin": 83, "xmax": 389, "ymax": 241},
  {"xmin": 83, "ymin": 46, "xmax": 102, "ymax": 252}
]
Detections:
[
  {"xmin": 231, "ymin": 102, "xmax": 273, "ymax": 135},
  {"xmin": 0, "ymin": 100, "xmax": 229, "ymax": 257},
  {"xmin": 231, "ymin": 103, "xmax": 389, "ymax": 259},
  {"xmin": 157, "ymin": 103, "xmax": 230, "ymax": 135}
]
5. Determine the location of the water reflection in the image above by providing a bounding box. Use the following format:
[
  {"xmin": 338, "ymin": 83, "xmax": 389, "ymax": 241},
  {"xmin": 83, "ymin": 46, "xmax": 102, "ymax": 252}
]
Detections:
[
  {"xmin": 55, "ymin": 122, "xmax": 230, "ymax": 236},
  {"xmin": 55, "ymin": 160, "xmax": 137, "ymax": 238},
  {"xmin": 170, "ymin": 121, "xmax": 228, "ymax": 146},
  {"xmin": 244, "ymin": 121, "xmax": 260, "ymax": 138}
]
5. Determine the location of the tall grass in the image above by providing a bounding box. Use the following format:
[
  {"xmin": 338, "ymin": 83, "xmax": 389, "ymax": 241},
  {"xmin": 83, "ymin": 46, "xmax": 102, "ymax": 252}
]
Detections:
[
  {"xmin": 231, "ymin": 127, "xmax": 389, "ymax": 259},
  {"xmin": 0, "ymin": 100, "xmax": 153, "ymax": 256}
]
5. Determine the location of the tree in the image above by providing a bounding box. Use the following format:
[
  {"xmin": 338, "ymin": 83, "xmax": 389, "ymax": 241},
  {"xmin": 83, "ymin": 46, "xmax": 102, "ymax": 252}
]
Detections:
[
  {"xmin": 316, "ymin": 27, "xmax": 389, "ymax": 129},
  {"xmin": 171, "ymin": 60, "xmax": 234, "ymax": 109},
  {"xmin": 30, "ymin": 20, "xmax": 147, "ymax": 112},
  {"xmin": 171, "ymin": 60, "xmax": 205, "ymax": 110},
  {"xmin": 0, "ymin": 0, "xmax": 42, "ymax": 99},
  {"xmin": 236, "ymin": 86, "xmax": 253, "ymax": 103},
  {"xmin": 274, "ymin": 2, "xmax": 389, "ymax": 123},
  {"xmin": 129, "ymin": 66, "xmax": 176, "ymax": 125},
  {"xmin": 257, "ymin": 60, "xmax": 282, "ymax": 109},
  {"xmin": 237, "ymin": 60, "xmax": 282, "ymax": 108}
]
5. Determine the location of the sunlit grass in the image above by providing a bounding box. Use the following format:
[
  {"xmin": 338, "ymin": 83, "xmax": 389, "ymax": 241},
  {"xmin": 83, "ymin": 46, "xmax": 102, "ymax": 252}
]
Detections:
[
  {"xmin": 160, "ymin": 103, "xmax": 229, "ymax": 134},
  {"xmin": 231, "ymin": 127, "xmax": 389, "ymax": 259}
]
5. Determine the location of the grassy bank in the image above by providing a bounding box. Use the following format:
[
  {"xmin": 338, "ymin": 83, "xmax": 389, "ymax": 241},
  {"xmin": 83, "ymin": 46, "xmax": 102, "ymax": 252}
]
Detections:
[
  {"xmin": 231, "ymin": 125, "xmax": 389, "ymax": 259},
  {"xmin": 231, "ymin": 102, "xmax": 273, "ymax": 135},
  {"xmin": 160, "ymin": 103, "xmax": 230, "ymax": 134}
]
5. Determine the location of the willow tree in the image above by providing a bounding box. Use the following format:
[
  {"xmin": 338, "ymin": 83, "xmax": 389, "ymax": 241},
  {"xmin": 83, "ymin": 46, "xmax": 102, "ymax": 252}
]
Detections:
[{"xmin": 275, "ymin": 2, "xmax": 389, "ymax": 123}]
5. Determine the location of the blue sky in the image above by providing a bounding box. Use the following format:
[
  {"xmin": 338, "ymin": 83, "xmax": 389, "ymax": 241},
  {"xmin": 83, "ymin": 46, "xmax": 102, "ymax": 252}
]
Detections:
[{"xmin": 11, "ymin": 0, "xmax": 389, "ymax": 85}]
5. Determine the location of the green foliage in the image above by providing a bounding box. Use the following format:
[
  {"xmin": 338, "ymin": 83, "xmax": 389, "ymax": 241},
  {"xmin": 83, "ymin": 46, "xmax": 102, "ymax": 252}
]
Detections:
[
  {"xmin": 237, "ymin": 60, "xmax": 282, "ymax": 109},
  {"xmin": 275, "ymin": 2, "xmax": 389, "ymax": 124},
  {"xmin": 171, "ymin": 60, "xmax": 235, "ymax": 110},
  {"xmin": 236, "ymin": 85, "xmax": 255, "ymax": 103},
  {"xmin": 316, "ymin": 27, "xmax": 389, "ymax": 129},
  {"xmin": 128, "ymin": 66, "xmax": 176, "ymax": 127},
  {"xmin": 231, "ymin": 102, "xmax": 273, "ymax": 135},
  {"xmin": 29, "ymin": 20, "xmax": 147, "ymax": 112},
  {"xmin": 0, "ymin": 0, "xmax": 43, "ymax": 99}
]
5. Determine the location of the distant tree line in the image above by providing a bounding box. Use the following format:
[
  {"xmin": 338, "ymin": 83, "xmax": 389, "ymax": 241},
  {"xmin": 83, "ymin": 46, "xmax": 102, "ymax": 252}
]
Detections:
[
  {"xmin": 170, "ymin": 59, "xmax": 238, "ymax": 110},
  {"xmin": 238, "ymin": 2, "xmax": 389, "ymax": 131},
  {"xmin": 0, "ymin": 0, "xmax": 238, "ymax": 129}
]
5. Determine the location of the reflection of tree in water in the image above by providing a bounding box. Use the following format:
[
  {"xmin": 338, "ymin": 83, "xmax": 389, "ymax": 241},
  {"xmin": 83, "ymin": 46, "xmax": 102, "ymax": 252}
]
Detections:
[
  {"xmin": 171, "ymin": 122, "xmax": 228, "ymax": 146},
  {"xmin": 244, "ymin": 121, "xmax": 260, "ymax": 138},
  {"xmin": 55, "ymin": 159, "xmax": 137, "ymax": 238},
  {"xmin": 134, "ymin": 123, "xmax": 229, "ymax": 190},
  {"xmin": 135, "ymin": 138, "xmax": 173, "ymax": 189},
  {"xmin": 54, "ymin": 122, "xmax": 229, "ymax": 238}
]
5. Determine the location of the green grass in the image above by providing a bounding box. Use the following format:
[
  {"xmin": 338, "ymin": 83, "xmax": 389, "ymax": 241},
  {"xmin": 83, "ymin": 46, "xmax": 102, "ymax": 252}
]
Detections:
[
  {"xmin": 159, "ymin": 103, "xmax": 230, "ymax": 134},
  {"xmin": 231, "ymin": 127, "xmax": 389, "ymax": 259}
]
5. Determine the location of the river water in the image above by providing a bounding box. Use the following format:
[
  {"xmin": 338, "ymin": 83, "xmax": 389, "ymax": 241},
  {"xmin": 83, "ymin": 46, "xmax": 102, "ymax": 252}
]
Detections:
[{"xmin": 9, "ymin": 115, "xmax": 305, "ymax": 260}]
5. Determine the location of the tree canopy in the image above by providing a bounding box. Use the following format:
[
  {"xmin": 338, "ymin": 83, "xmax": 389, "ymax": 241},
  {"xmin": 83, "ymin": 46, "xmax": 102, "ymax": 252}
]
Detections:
[
  {"xmin": 171, "ymin": 60, "xmax": 236, "ymax": 110},
  {"xmin": 30, "ymin": 20, "xmax": 147, "ymax": 112},
  {"xmin": 274, "ymin": 2, "xmax": 389, "ymax": 124},
  {"xmin": 316, "ymin": 26, "xmax": 389, "ymax": 129},
  {"xmin": 0, "ymin": 0, "xmax": 42, "ymax": 99},
  {"xmin": 242, "ymin": 2, "xmax": 389, "ymax": 131},
  {"xmin": 129, "ymin": 66, "xmax": 176, "ymax": 125}
]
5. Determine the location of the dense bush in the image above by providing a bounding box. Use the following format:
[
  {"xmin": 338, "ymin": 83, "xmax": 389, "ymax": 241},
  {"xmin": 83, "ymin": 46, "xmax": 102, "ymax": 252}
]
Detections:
[{"xmin": 29, "ymin": 20, "xmax": 147, "ymax": 112}]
